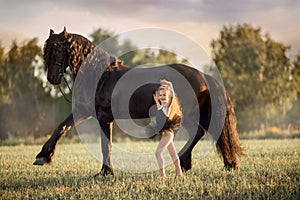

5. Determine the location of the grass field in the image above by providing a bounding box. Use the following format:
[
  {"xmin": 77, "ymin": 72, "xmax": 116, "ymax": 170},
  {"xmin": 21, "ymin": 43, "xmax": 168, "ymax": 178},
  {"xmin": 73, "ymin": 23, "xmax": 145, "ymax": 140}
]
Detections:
[{"xmin": 1, "ymin": 139, "xmax": 299, "ymax": 199}]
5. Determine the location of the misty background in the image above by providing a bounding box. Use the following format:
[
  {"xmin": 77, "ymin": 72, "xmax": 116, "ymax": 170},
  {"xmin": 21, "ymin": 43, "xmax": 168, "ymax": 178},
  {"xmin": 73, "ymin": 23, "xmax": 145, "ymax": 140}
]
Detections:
[{"xmin": 0, "ymin": 24, "xmax": 299, "ymax": 142}]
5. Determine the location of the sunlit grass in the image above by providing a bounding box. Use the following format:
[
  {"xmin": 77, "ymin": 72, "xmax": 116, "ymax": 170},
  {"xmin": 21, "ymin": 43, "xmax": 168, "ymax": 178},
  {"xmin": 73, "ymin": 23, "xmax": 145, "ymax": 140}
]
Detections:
[{"xmin": 1, "ymin": 139, "xmax": 299, "ymax": 199}]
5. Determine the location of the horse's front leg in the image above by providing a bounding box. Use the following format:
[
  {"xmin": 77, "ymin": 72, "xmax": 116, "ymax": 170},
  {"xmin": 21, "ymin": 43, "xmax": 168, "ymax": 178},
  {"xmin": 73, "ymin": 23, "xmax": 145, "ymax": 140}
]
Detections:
[
  {"xmin": 97, "ymin": 121, "xmax": 114, "ymax": 176},
  {"xmin": 33, "ymin": 113, "xmax": 74, "ymax": 165},
  {"xmin": 33, "ymin": 114, "xmax": 89, "ymax": 165}
]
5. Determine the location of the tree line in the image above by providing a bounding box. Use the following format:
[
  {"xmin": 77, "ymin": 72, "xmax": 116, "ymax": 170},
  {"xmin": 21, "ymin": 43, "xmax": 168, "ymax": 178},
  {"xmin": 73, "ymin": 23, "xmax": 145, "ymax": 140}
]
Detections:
[
  {"xmin": 211, "ymin": 24, "xmax": 299, "ymax": 131},
  {"xmin": 0, "ymin": 24, "xmax": 299, "ymax": 139}
]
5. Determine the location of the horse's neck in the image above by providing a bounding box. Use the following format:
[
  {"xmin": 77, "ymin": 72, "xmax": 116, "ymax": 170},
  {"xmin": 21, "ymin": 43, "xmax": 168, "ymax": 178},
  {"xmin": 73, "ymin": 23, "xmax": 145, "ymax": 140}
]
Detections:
[
  {"xmin": 67, "ymin": 34, "xmax": 130, "ymax": 78},
  {"xmin": 71, "ymin": 44, "xmax": 117, "ymax": 78},
  {"xmin": 68, "ymin": 34, "xmax": 103, "ymax": 77}
]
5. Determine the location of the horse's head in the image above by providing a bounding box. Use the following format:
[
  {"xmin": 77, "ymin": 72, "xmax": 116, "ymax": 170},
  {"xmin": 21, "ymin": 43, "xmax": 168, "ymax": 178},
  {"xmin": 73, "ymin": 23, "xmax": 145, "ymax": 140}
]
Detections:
[{"xmin": 43, "ymin": 27, "xmax": 69, "ymax": 85}]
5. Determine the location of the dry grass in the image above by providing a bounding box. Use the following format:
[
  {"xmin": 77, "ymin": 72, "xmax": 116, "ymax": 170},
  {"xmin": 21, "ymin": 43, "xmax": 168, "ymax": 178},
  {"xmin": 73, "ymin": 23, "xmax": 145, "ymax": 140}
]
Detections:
[{"xmin": 1, "ymin": 139, "xmax": 299, "ymax": 199}]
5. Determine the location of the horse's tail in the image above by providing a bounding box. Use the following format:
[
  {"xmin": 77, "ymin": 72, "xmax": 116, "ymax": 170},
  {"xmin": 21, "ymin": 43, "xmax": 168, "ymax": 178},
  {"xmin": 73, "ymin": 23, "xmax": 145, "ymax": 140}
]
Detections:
[
  {"xmin": 204, "ymin": 74, "xmax": 242, "ymax": 170},
  {"xmin": 216, "ymin": 92, "xmax": 243, "ymax": 170}
]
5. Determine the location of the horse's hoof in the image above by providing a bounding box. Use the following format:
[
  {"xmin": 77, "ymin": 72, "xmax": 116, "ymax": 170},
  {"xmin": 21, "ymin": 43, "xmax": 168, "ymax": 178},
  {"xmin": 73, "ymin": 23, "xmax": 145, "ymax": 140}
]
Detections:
[
  {"xmin": 33, "ymin": 157, "xmax": 46, "ymax": 165},
  {"xmin": 94, "ymin": 166, "xmax": 114, "ymax": 177},
  {"xmin": 99, "ymin": 169, "xmax": 114, "ymax": 176},
  {"xmin": 93, "ymin": 171, "xmax": 113, "ymax": 178},
  {"xmin": 93, "ymin": 172, "xmax": 101, "ymax": 178}
]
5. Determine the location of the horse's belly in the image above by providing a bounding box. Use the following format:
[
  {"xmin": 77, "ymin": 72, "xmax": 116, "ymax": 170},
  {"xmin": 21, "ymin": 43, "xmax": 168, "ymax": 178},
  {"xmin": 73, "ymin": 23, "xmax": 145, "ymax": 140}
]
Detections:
[{"xmin": 111, "ymin": 82, "xmax": 158, "ymax": 119}]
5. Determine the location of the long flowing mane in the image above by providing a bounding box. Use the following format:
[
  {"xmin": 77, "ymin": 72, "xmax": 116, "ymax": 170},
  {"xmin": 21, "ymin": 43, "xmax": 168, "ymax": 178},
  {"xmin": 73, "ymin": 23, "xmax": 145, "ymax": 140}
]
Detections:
[{"xmin": 43, "ymin": 28, "xmax": 96, "ymax": 77}]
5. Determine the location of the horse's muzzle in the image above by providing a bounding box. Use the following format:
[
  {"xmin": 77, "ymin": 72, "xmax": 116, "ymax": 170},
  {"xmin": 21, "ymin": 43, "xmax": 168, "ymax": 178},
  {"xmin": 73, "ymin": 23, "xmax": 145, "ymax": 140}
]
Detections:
[{"xmin": 47, "ymin": 74, "xmax": 62, "ymax": 85}]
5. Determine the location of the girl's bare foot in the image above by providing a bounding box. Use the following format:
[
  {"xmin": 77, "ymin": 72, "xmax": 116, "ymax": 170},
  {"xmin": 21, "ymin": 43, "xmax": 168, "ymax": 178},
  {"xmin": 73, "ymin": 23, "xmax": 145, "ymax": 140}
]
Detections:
[{"xmin": 161, "ymin": 175, "xmax": 168, "ymax": 179}]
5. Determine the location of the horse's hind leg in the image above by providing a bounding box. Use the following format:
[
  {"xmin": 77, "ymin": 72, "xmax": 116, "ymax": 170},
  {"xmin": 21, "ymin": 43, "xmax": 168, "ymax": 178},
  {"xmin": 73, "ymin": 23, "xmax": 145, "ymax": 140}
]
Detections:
[
  {"xmin": 96, "ymin": 121, "xmax": 114, "ymax": 176},
  {"xmin": 178, "ymin": 91, "xmax": 211, "ymax": 172},
  {"xmin": 178, "ymin": 120, "xmax": 206, "ymax": 172}
]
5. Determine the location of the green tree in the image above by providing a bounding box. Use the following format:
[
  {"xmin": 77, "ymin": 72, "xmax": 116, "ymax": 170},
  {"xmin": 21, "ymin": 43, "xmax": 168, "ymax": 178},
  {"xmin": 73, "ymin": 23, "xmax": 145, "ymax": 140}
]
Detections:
[
  {"xmin": 130, "ymin": 49, "xmax": 179, "ymax": 66},
  {"xmin": 211, "ymin": 24, "xmax": 296, "ymax": 131},
  {"xmin": 285, "ymin": 51, "xmax": 300, "ymax": 128},
  {"xmin": 89, "ymin": 28, "xmax": 181, "ymax": 67},
  {"xmin": 0, "ymin": 39, "xmax": 56, "ymax": 139},
  {"xmin": 291, "ymin": 51, "xmax": 300, "ymax": 94},
  {"xmin": 0, "ymin": 43, "xmax": 9, "ymax": 104},
  {"xmin": 90, "ymin": 28, "xmax": 119, "ymax": 55},
  {"xmin": 89, "ymin": 28, "xmax": 135, "ymax": 66}
]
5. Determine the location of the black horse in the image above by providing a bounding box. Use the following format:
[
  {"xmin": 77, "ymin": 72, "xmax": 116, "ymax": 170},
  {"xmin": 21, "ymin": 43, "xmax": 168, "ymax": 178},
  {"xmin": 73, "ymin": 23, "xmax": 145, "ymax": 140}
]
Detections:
[{"xmin": 34, "ymin": 27, "xmax": 243, "ymax": 175}]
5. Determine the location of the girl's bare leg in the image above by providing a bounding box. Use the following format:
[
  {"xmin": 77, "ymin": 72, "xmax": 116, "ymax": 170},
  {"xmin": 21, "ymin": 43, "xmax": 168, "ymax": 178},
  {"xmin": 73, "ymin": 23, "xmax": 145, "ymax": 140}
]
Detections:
[
  {"xmin": 155, "ymin": 132, "xmax": 174, "ymax": 177},
  {"xmin": 167, "ymin": 141, "xmax": 183, "ymax": 177}
]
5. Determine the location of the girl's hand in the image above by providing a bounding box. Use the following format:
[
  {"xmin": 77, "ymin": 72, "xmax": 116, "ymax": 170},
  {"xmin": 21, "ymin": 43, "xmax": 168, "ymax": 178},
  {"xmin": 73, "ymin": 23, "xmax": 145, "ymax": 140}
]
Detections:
[
  {"xmin": 160, "ymin": 79, "xmax": 172, "ymax": 86},
  {"xmin": 153, "ymin": 91, "xmax": 160, "ymax": 106},
  {"xmin": 160, "ymin": 79, "xmax": 174, "ymax": 97}
]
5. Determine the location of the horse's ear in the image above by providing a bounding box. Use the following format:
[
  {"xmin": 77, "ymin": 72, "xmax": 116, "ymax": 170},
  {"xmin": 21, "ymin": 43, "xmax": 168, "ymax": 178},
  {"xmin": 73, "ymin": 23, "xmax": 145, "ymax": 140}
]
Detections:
[
  {"xmin": 50, "ymin": 29, "xmax": 54, "ymax": 36},
  {"xmin": 63, "ymin": 26, "xmax": 68, "ymax": 38}
]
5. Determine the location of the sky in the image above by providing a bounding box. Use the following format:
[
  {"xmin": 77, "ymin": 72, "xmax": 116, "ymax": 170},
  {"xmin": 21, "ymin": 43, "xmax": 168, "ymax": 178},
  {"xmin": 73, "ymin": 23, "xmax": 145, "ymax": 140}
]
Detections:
[{"xmin": 0, "ymin": 0, "xmax": 299, "ymax": 56}]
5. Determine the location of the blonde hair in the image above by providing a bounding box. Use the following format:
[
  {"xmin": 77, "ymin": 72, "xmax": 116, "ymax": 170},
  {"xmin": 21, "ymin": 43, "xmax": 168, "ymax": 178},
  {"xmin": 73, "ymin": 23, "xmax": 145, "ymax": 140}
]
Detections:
[{"xmin": 157, "ymin": 85, "xmax": 182, "ymax": 120}]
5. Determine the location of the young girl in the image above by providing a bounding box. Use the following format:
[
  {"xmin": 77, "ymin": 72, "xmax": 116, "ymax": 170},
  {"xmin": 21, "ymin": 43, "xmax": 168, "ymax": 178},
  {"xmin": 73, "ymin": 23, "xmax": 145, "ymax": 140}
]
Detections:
[{"xmin": 153, "ymin": 79, "xmax": 183, "ymax": 178}]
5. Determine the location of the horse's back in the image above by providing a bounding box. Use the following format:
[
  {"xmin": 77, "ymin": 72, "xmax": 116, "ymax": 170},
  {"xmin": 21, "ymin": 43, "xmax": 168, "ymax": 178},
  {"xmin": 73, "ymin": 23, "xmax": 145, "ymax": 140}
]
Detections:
[{"xmin": 110, "ymin": 63, "xmax": 208, "ymax": 119}]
